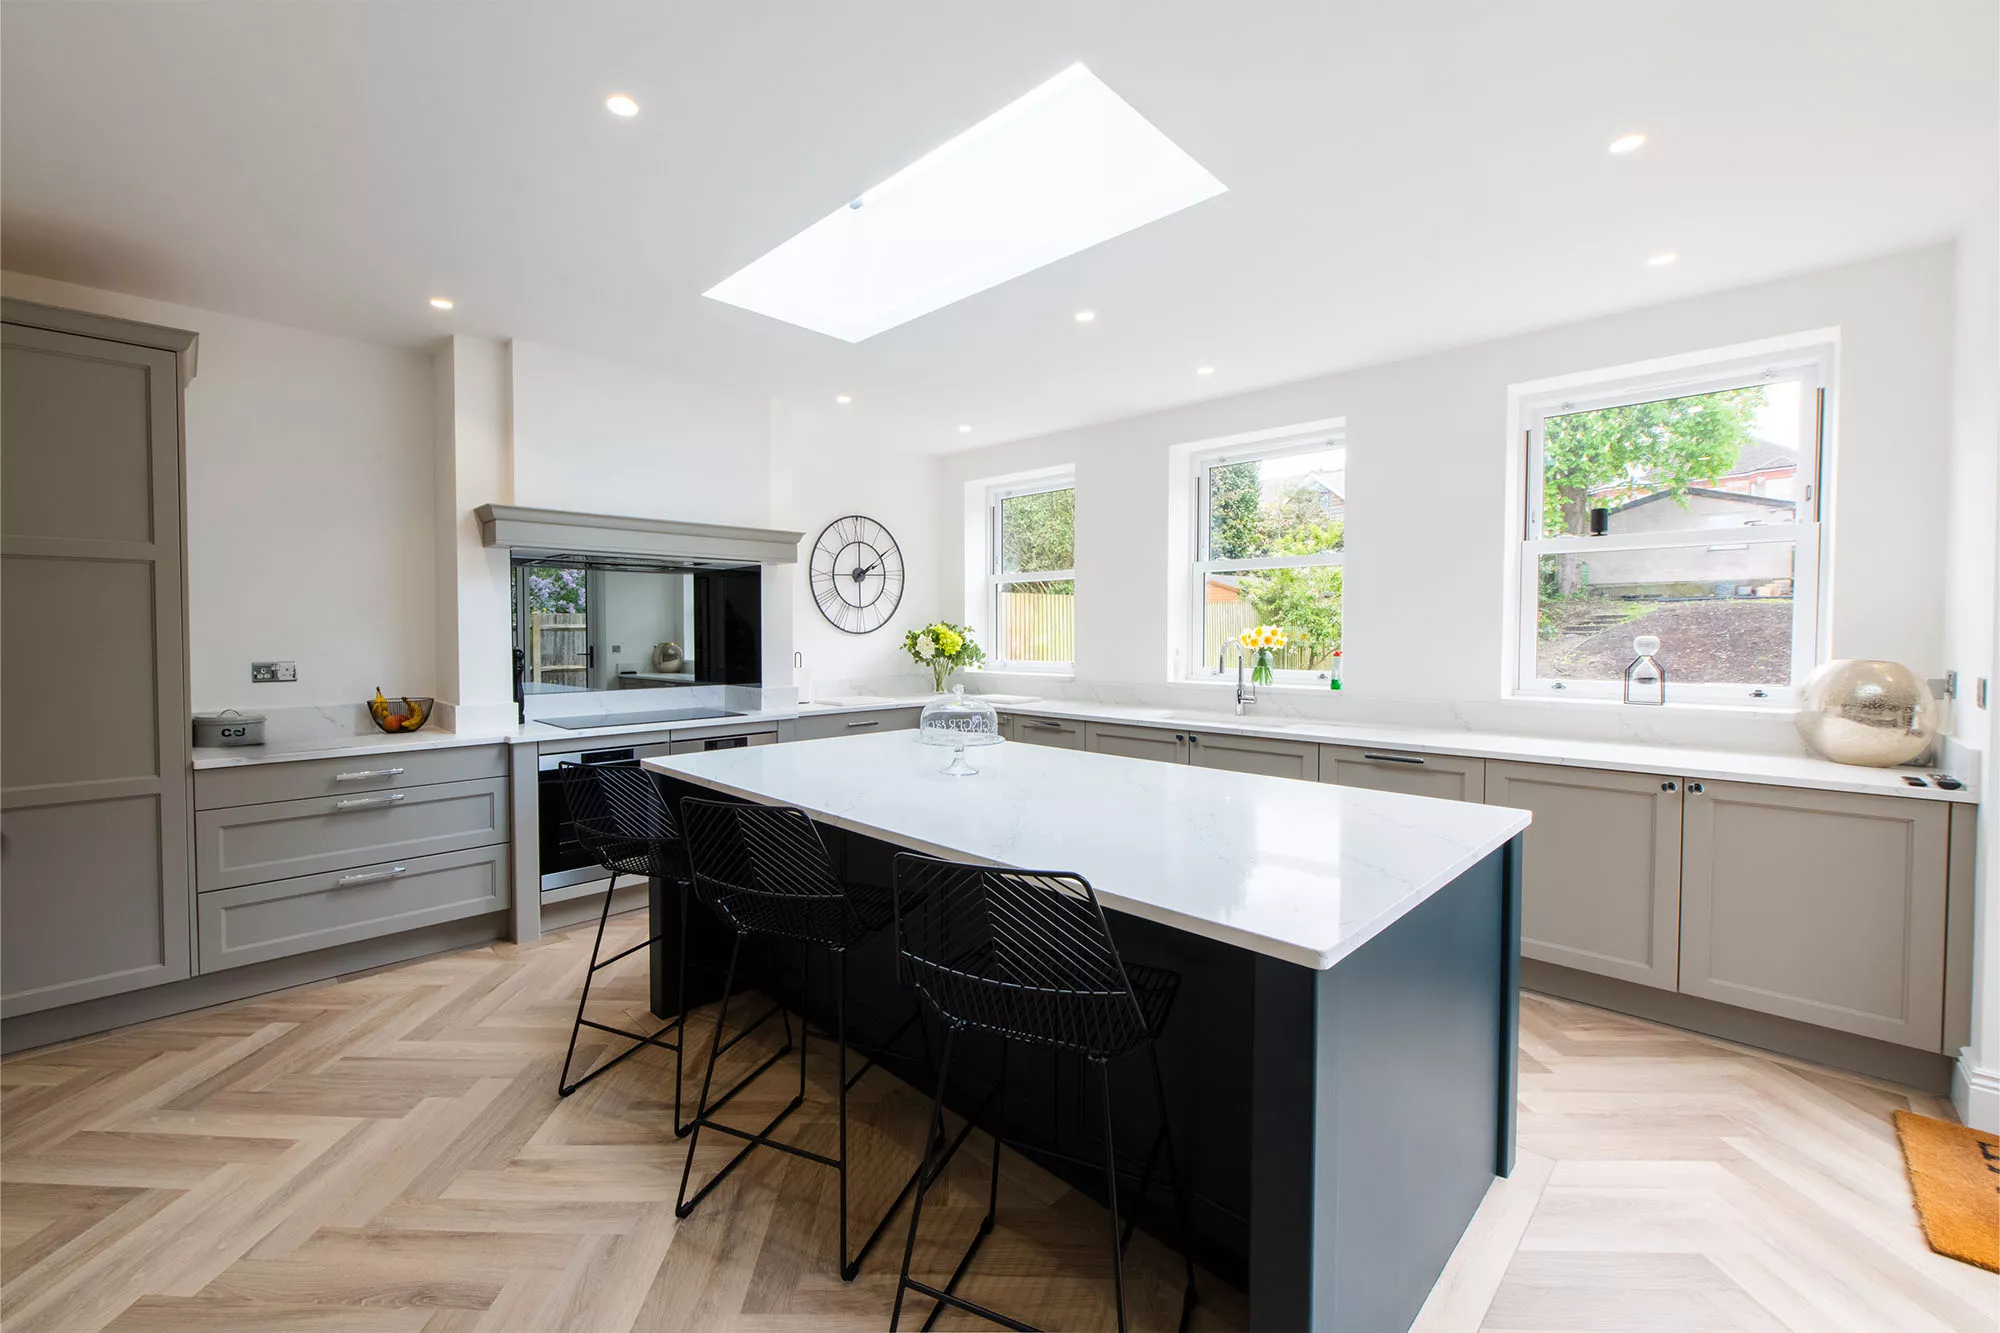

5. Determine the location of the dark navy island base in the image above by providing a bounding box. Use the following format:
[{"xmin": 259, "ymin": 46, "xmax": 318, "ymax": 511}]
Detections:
[{"xmin": 647, "ymin": 791, "xmax": 1523, "ymax": 1333}]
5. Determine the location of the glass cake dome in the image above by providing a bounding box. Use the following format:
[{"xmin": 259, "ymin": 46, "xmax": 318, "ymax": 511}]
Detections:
[{"xmin": 917, "ymin": 685, "xmax": 1004, "ymax": 775}]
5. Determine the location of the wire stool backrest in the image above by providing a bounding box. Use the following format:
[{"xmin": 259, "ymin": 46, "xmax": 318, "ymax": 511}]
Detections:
[
  {"xmin": 891, "ymin": 853, "xmax": 1152, "ymax": 1058},
  {"xmin": 679, "ymin": 797, "xmax": 852, "ymax": 944},
  {"xmin": 558, "ymin": 762, "xmax": 688, "ymax": 882}
]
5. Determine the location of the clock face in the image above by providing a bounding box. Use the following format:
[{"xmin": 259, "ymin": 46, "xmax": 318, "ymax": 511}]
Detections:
[{"xmin": 809, "ymin": 515, "xmax": 905, "ymax": 634}]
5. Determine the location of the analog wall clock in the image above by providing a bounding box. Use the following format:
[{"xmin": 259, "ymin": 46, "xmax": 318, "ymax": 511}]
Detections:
[{"xmin": 809, "ymin": 514, "xmax": 905, "ymax": 634}]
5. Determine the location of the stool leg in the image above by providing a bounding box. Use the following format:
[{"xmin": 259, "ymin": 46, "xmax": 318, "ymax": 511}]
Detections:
[
  {"xmin": 672, "ymin": 880, "xmax": 692, "ymax": 1136},
  {"xmin": 891, "ymin": 1022, "xmax": 957, "ymax": 1333},
  {"xmin": 675, "ymin": 929, "xmax": 742, "ymax": 1218},
  {"xmin": 836, "ymin": 947, "xmax": 855, "ymax": 1280},
  {"xmin": 1096, "ymin": 1058, "xmax": 1129, "ymax": 1333},
  {"xmin": 557, "ymin": 872, "xmax": 619, "ymax": 1097},
  {"xmin": 1146, "ymin": 1040, "xmax": 1199, "ymax": 1331}
]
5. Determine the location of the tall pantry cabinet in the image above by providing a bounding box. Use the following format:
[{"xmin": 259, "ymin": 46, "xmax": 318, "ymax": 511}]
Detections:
[{"xmin": 1, "ymin": 299, "xmax": 198, "ymax": 1015}]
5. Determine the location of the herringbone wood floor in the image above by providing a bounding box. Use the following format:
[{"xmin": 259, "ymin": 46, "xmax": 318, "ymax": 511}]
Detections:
[{"xmin": 2, "ymin": 912, "xmax": 1993, "ymax": 1332}]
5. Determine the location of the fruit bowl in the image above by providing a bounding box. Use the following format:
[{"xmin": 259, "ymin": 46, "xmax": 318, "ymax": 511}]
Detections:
[{"xmin": 367, "ymin": 692, "xmax": 433, "ymax": 734}]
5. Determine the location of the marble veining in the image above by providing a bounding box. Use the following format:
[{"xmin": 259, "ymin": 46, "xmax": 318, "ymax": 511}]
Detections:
[{"xmin": 647, "ymin": 730, "xmax": 1531, "ymax": 970}]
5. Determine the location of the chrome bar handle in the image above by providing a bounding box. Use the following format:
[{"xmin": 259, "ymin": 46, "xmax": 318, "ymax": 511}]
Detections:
[
  {"xmin": 336, "ymin": 865, "xmax": 408, "ymax": 887},
  {"xmin": 334, "ymin": 767, "xmax": 406, "ymax": 782},
  {"xmin": 333, "ymin": 793, "xmax": 407, "ymax": 811},
  {"xmin": 1361, "ymin": 753, "xmax": 1425, "ymax": 765},
  {"xmin": 844, "ymin": 719, "xmax": 880, "ymax": 729}
]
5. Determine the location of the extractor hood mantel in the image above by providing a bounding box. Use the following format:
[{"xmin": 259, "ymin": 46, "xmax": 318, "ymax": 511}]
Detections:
[{"xmin": 474, "ymin": 504, "xmax": 803, "ymax": 566}]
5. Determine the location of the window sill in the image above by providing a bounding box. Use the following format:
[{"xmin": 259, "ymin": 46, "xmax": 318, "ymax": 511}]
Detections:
[
  {"xmin": 1505, "ymin": 691, "xmax": 1802, "ymax": 719},
  {"xmin": 1183, "ymin": 677, "xmax": 1344, "ymax": 695},
  {"xmin": 971, "ymin": 665, "xmax": 1077, "ymax": 682}
]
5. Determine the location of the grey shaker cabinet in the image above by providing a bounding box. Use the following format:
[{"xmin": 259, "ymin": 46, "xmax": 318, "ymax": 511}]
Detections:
[
  {"xmin": 1679, "ymin": 780, "xmax": 1947, "ymax": 1049},
  {"xmin": 783, "ymin": 708, "xmax": 921, "ymax": 742},
  {"xmin": 1188, "ymin": 731, "xmax": 1318, "ymax": 781},
  {"xmin": 1010, "ymin": 714, "xmax": 1089, "ymax": 750},
  {"xmin": 1084, "ymin": 722, "xmax": 1185, "ymax": 762},
  {"xmin": 196, "ymin": 777, "xmax": 509, "ymax": 892},
  {"xmin": 1319, "ymin": 745, "xmax": 1485, "ymax": 802},
  {"xmin": 1486, "ymin": 761, "xmax": 1684, "ymax": 991},
  {"xmin": 1, "ymin": 304, "xmax": 198, "ymax": 1017}
]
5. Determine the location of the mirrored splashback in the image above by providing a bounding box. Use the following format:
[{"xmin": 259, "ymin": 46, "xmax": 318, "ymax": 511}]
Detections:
[{"xmin": 511, "ymin": 558, "xmax": 762, "ymax": 700}]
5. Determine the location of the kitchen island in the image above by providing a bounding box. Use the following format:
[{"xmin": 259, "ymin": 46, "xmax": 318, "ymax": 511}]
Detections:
[{"xmin": 645, "ymin": 730, "xmax": 1530, "ymax": 1332}]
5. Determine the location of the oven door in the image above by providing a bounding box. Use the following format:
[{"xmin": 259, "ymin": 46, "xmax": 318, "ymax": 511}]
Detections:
[{"xmin": 537, "ymin": 743, "xmax": 673, "ymax": 892}]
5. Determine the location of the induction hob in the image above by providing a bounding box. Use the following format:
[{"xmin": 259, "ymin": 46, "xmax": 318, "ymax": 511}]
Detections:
[{"xmin": 536, "ymin": 707, "xmax": 742, "ymax": 730}]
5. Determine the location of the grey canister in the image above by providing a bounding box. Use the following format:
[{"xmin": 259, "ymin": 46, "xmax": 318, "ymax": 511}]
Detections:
[{"xmin": 193, "ymin": 710, "xmax": 266, "ymax": 747}]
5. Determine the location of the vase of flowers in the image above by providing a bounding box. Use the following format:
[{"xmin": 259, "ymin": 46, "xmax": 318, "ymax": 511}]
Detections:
[
  {"xmin": 904, "ymin": 621, "xmax": 986, "ymax": 693},
  {"xmin": 1238, "ymin": 624, "xmax": 1286, "ymax": 685}
]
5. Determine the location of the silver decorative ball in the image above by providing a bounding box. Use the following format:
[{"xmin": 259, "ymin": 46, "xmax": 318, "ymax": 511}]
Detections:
[{"xmin": 1794, "ymin": 659, "xmax": 1937, "ymax": 767}]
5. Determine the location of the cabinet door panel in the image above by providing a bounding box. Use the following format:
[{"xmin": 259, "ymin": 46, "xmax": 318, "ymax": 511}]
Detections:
[
  {"xmin": 1680, "ymin": 780, "xmax": 1946, "ymax": 1048},
  {"xmin": 1084, "ymin": 722, "xmax": 1185, "ymax": 763},
  {"xmin": 1320, "ymin": 746, "xmax": 1484, "ymax": 802},
  {"xmin": 1, "ymin": 320, "xmax": 190, "ymax": 1017},
  {"xmin": 1010, "ymin": 715, "xmax": 1087, "ymax": 750},
  {"xmin": 1487, "ymin": 761, "xmax": 1681, "ymax": 990},
  {"xmin": 1189, "ymin": 732, "xmax": 1317, "ymax": 781}
]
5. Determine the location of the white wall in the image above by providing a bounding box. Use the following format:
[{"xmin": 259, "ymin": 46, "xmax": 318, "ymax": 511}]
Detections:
[
  {"xmin": 774, "ymin": 406, "xmax": 940, "ymax": 696},
  {"xmin": 2, "ymin": 271, "xmax": 437, "ymax": 714},
  {"xmin": 936, "ymin": 245, "xmax": 1960, "ymax": 747},
  {"xmin": 1944, "ymin": 197, "xmax": 2000, "ymax": 1132},
  {"xmin": 510, "ymin": 339, "xmax": 771, "ymax": 527}
]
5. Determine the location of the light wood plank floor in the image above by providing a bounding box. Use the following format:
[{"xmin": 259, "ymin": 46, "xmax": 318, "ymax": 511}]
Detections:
[{"xmin": 3, "ymin": 913, "xmax": 1992, "ymax": 1332}]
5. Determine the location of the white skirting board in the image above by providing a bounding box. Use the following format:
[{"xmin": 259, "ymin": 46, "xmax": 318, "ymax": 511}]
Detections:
[{"xmin": 1952, "ymin": 1050, "xmax": 2000, "ymax": 1131}]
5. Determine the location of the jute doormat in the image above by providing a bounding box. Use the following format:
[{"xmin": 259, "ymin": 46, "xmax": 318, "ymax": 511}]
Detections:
[{"xmin": 1892, "ymin": 1110, "xmax": 1999, "ymax": 1273}]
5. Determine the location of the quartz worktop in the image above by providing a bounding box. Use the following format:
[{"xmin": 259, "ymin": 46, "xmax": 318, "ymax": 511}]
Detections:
[
  {"xmin": 979, "ymin": 697, "xmax": 1979, "ymax": 804},
  {"xmin": 647, "ymin": 729, "xmax": 1532, "ymax": 970},
  {"xmin": 191, "ymin": 690, "xmax": 1979, "ymax": 803},
  {"xmin": 189, "ymin": 695, "xmax": 933, "ymax": 769}
]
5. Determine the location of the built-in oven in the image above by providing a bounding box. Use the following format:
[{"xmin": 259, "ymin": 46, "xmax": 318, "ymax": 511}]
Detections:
[{"xmin": 536, "ymin": 734, "xmax": 764, "ymax": 893}]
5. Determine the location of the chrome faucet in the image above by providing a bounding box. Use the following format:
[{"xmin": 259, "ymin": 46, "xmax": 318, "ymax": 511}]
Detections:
[{"xmin": 1234, "ymin": 645, "xmax": 1257, "ymax": 715}]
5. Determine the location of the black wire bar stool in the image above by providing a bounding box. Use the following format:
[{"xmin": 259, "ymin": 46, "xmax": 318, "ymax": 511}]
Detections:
[
  {"xmin": 674, "ymin": 798, "xmax": 955, "ymax": 1281},
  {"xmin": 888, "ymin": 854, "xmax": 1198, "ymax": 1333},
  {"xmin": 555, "ymin": 764, "xmax": 793, "ymax": 1133}
]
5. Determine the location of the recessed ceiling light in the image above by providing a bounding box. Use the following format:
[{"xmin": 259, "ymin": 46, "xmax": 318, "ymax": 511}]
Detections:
[
  {"xmin": 606, "ymin": 94, "xmax": 639, "ymax": 118},
  {"xmin": 1608, "ymin": 133, "xmax": 1646, "ymax": 154},
  {"xmin": 1646, "ymin": 252, "xmax": 1678, "ymax": 267},
  {"xmin": 958, "ymin": 424, "xmax": 973, "ymax": 434},
  {"xmin": 1195, "ymin": 365, "xmax": 1214, "ymax": 376},
  {"xmin": 428, "ymin": 296, "xmax": 454, "ymax": 310},
  {"xmin": 835, "ymin": 394, "xmax": 852, "ymax": 404},
  {"xmin": 1074, "ymin": 309, "xmax": 1096, "ymax": 323},
  {"xmin": 703, "ymin": 63, "xmax": 1226, "ymax": 342}
]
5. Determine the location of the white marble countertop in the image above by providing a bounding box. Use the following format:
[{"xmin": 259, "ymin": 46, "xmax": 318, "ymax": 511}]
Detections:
[
  {"xmin": 646, "ymin": 730, "xmax": 1532, "ymax": 971},
  {"xmin": 979, "ymin": 698, "xmax": 1978, "ymax": 804},
  {"xmin": 188, "ymin": 696, "xmax": 933, "ymax": 769}
]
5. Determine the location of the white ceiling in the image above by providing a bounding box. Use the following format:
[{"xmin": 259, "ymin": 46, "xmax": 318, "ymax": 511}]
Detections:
[{"xmin": 4, "ymin": 1, "xmax": 1994, "ymax": 455}]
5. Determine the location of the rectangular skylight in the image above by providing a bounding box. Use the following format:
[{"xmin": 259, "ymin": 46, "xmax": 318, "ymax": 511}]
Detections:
[{"xmin": 704, "ymin": 64, "xmax": 1226, "ymax": 342}]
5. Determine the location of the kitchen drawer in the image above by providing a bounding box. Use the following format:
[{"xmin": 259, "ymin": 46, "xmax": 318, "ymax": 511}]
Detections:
[
  {"xmin": 197, "ymin": 844, "xmax": 507, "ymax": 973},
  {"xmin": 195, "ymin": 743, "xmax": 508, "ymax": 810},
  {"xmin": 1188, "ymin": 731, "xmax": 1317, "ymax": 781},
  {"xmin": 1011, "ymin": 714, "xmax": 1088, "ymax": 749},
  {"xmin": 1319, "ymin": 745, "xmax": 1484, "ymax": 802},
  {"xmin": 784, "ymin": 708, "xmax": 921, "ymax": 742},
  {"xmin": 196, "ymin": 776, "xmax": 509, "ymax": 892},
  {"xmin": 1085, "ymin": 722, "xmax": 1183, "ymax": 762},
  {"xmin": 668, "ymin": 730, "xmax": 778, "ymax": 755}
]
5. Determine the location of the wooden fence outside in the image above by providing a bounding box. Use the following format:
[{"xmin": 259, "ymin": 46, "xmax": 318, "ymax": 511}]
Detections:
[
  {"xmin": 528, "ymin": 611, "xmax": 588, "ymax": 682},
  {"xmin": 999, "ymin": 590, "xmax": 1075, "ymax": 663}
]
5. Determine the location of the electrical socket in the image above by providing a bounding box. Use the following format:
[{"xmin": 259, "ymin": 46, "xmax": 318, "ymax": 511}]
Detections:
[{"xmin": 251, "ymin": 661, "xmax": 297, "ymax": 684}]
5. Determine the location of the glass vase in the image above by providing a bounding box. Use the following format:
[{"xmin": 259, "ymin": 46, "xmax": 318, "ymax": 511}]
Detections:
[
  {"xmin": 1252, "ymin": 648, "xmax": 1275, "ymax": 686},
  {"xmin": 930, "ymin": 662, "xmax": 953, "ymax": 694}
]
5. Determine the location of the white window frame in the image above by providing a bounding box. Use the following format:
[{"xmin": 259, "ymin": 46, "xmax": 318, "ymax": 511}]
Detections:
[
  {"xmin": 986, "ymin": 471, "xmax": 1076, "ymax": 673},
  {"xmin": 1514, "ymin": 342, "xmax": 1832, "ymax": 704},
  {"xmin": 1186, "ymin": 428, "xmax": 1347, "ymax": 685}
]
